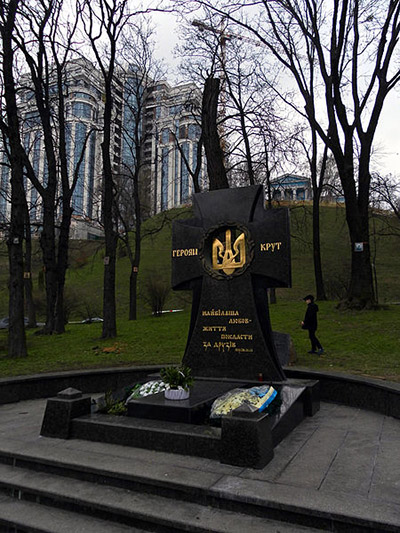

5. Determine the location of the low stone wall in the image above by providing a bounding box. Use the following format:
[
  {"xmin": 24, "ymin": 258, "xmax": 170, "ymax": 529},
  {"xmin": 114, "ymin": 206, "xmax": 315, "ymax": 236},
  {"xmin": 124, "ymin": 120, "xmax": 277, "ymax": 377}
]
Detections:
[
  {"xmin": 285, "ymin": 368, "xmax": 400, "ymax": 419},
  {"xmin": 0, "ymin": 365, "xmax": 399, "ymax": 419},
  {"xmin": 0, "ymin": 365, "xmax": 162, "ymax": 405}
]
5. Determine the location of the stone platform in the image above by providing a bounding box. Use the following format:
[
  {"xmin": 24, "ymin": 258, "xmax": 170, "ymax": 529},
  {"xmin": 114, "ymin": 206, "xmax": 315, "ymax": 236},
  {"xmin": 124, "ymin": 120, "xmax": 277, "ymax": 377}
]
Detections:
[{"xmin": 40, "ymin": 377, "xmax": 320, "ymax": 470}]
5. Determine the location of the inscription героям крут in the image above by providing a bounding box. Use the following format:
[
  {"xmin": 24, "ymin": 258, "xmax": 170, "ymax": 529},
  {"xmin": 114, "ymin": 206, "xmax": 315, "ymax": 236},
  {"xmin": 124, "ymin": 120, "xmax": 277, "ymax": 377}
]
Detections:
[
  {"xmin": 260, "ymin": 242, "xmax": 282, "ymax": 252},
  {"xmin": 172, "ymin": 248, "xmax": 198, "ymax": 257}
]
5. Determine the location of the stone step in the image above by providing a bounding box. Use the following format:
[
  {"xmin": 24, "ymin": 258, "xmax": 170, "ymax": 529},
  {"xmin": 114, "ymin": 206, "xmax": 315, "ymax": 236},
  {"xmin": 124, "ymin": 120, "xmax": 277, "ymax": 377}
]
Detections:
[
  {"xmin": 0, "ymin": 493, "xmax": 140, "ymax": 532},
  {"xmin": 71, "ymin": 413, "xmax": 221, "ymax": 460},
  {"xmin": 0, "ymin": 444, "xmax": 398, "ymax": 532},
  {"xmin": 0, "ymin": 463, "xmax": 324, "ymax": 533}
]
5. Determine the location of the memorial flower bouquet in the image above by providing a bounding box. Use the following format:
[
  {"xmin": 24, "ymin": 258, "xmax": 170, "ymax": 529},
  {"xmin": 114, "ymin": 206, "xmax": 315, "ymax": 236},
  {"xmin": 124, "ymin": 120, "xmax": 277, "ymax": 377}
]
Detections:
[{"xmin": 160, "ymin": 365, "xmax": 194, "ymax": 400}]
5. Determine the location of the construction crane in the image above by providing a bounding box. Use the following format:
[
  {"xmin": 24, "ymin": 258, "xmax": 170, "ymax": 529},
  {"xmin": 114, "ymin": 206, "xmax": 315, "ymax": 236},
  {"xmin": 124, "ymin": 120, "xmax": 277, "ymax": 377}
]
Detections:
[{"xmin": 191, "ymin": 19, "xmax": 263, "ymax": 48}]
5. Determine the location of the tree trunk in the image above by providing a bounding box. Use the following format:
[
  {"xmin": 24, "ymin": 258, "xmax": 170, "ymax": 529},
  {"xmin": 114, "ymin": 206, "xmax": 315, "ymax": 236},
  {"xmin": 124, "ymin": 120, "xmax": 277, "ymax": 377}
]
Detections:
[
  {"xmin": 346, "ymin": 243, "xmax": 375, "ymax": 308},
  {"xmin": 39, "ymin": 202, "xmax": 57, "ymax": 334},
  {"xmin": 338, "ymin": 159, "xmax": 375, "ymax": 308},
  {"xmin": 239, "ymin": 108, "xmax": 255, "ymax": 185},
  {"xmin": 128, "ymin": 160, "xmax": 142, "ymax": 321},
  {"xmin": 24, "ymin": 205, "xmax": 37, "ymax": 328},
  {"xmin": 312, "ymin": 194, "xmax": 327, "ymax": 301},
  {"xmin": 7, "ymin": 184, "xmax": 27, "ymax": 357},
  {"xmin": 191, "ymin": 135, "xmax": 203, "ymax": 193},
  {"xmin": 2, "ymin": 0, "xmax": 27, "ymax": 357},
  {"xmin": 129, "ymin": 269, "xmax": 138, "ymax": 321},
  {"xmin": 342, "ymin": 208, "xmax": 375, "ymax": 309},
  {"xmin": 55, "ymin": 203, "xmax": 73, "ymax": 333},
  {"xmin": 201, "ymin": 77, "xmax": 229, "ymax": 190},
  {"xmin": 269, "ymin": 288, "xmax": 277, "ymax": 304},
  {"xmin": 101, "ymin": 83, "xmax": 117, "ymax": 338}
]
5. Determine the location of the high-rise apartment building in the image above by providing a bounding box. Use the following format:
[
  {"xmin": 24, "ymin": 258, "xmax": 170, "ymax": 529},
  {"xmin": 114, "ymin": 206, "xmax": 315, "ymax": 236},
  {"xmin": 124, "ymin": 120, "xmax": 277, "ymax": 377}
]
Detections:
[
  {"xmin": 144, "ymin": 81, "xmax": 206, "ymax": 214},
  {"xmin": 0, "ymin": 60, "xmax": 205, "ymax": 237}
]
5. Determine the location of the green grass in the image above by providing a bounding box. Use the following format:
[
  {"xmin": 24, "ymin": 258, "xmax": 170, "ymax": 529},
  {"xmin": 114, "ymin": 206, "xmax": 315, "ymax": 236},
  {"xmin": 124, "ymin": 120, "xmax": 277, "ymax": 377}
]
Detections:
[
  {"xmin": 0, "ymin": 302, "xmax": 399, "ymax": 382},
  {"xmin": 269, "ymin": 301, "xmax": 400, "ymax": 381},
  {"xmin": 0, "ymin": 313, "xmax": 189, "ymax": 377}
]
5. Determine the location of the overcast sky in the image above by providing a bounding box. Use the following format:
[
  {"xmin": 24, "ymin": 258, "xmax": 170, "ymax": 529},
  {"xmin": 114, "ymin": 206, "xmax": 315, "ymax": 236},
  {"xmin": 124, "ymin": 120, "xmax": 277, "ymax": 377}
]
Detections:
[{"xmin": 151, "ymin": 10, "xmax": 400, "ymax": 179}]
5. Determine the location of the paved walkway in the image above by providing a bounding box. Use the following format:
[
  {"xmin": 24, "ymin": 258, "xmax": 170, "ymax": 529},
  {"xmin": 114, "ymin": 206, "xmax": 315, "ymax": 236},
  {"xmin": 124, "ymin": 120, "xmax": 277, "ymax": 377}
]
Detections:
[{"xmin": 1, "ymin": 397, "xmax": 400, "ymax": 529}]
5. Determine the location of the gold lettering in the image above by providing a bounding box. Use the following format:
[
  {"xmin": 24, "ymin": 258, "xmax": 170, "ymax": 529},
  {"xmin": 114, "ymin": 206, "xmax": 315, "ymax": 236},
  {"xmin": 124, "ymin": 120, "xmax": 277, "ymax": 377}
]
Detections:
[
  {"xmin": 228, "ymin": 318, "xmax": 251, "ymax": 324},
  {"xmin": 213, "ymin": 341, "xmax": 236, "ymax": 352},
  {"xmin": 260, "ymin": 242, "xmax": 282, "ymax": 253},
  {"xmin": 203, "ymin": 326, "xmax": 227, "ymax": 332},
  {"xmin": 202, "ymin": 309, "xmax": 240, "ymax": 317},
  {"xmin": 220, "ymin": 334, "xmax": 253, "ymax": 341},
  {"xmin": 172, "ymin": 248, "xmax": 198, "ymax": 258}
]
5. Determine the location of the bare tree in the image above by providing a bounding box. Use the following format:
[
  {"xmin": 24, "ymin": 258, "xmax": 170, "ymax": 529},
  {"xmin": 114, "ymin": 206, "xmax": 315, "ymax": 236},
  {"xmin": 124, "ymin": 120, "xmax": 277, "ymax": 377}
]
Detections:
[
  {"xmin": 113, "ymin": 19, "xmax": 166, "ymax": 320},
  {"xmin": 188, "ymin": 0, "xmax": 400, "ymax": 309},
  {"xmin": 0, "ymin": 0, "xmax": 27, "ymax": 356},
  {"xmin": 79, "ymin": 0, "xmax": 167, "ymax": 337},
  {"xmin": 9, "ymin": 0, "xmax": 90, "ymax": 334},
  {"xmin": 79, "ymin": 0, "xmax": 130, "ymax": 338},
  {"xmin": 294, "ymin": 127, "xmax": 328, "ymax": 301},
  {"xmin": 371, "ymin": 173, "xmax": 400, "ymax": 221}
]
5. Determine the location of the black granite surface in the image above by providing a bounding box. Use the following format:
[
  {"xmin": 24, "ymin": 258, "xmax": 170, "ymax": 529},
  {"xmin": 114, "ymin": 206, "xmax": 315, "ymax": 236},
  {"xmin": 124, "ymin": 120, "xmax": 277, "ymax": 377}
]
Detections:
[
  {"xmin": 71, "ymin": 414, "xmax": 221, "ymax": 460},
  {"xmin": 41, "ymin": 390, "xmax": 91, "ymax": 439},
  {"xmin": 106, "ymin": 380, "xmax": 315, "ymax": 469},
  {"xmin": 171, "ymin": 185, "xmax": 291, "ymax": 381}
]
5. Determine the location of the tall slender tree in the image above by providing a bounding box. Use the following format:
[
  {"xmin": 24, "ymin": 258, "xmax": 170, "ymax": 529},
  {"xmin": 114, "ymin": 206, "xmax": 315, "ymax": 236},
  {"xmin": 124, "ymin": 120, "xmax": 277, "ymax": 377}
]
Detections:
[
  {"xmin": 0, "ymin": 0, "xmax": 27, "ymax": 356},
  {"xmin": 80, "ymin": 0, "xmax": 136, "ymax": 338},
  {"xmin": 114, "ymin": 19, "xmax": 165, "ymax": 320},
  {"xmin": 13, "ymin": 0, "xmax": 89, "ymax": 333}
]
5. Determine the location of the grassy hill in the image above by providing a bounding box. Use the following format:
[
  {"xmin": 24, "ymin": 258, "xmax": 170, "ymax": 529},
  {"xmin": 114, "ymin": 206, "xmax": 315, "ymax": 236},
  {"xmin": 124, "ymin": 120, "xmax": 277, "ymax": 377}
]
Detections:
[
  {"xmin": 0, "ymin": 203, "xmax": 399, "ymax": 381},
  {"xmin": 1, "ymin": 203, "xmax": 400, "ymax": 320}
]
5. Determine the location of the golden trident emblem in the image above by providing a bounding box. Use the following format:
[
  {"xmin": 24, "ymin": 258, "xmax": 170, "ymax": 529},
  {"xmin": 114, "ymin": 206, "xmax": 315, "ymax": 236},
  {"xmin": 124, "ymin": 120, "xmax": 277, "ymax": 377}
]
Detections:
[{"xmin": 212, "ymin": 229, "xmax": 246, "ymax": 275}]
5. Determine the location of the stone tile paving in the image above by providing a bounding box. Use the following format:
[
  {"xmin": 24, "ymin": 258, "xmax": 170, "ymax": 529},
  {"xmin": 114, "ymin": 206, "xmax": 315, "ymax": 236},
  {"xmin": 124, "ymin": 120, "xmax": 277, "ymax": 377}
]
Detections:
[{"xmin": 241, "ymin": 402, "xmax": 400, "ymax": 507}]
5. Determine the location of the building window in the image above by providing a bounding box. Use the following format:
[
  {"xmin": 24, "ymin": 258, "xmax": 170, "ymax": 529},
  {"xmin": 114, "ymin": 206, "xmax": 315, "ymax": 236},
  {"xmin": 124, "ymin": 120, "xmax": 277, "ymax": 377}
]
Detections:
[
  {"xmin": 161, "ymin": 147, "xmax": 169, "ymax": 210},
  {"xmin": 31, "ymin": 132, "xmax": 41, "ymax": 220},
  {"xmin": 174, "ymin": 148, "xmax": 179, "ymax": 205},
  {"xmin": 87, "ymin": 131, "xmax": 96, "ymax": 218},
  {"xmin": 161, "ymin": 128, "xmax": 170, "ymax": 144},
  {"xmin": 73, "ymin": 92, "xmax": 92, "ymax": 101},
  {"xmin": 23, "ymin": 132, "xmax": 30, "ymax": 190},
  {"xmin": 24, "ymin": 111, "xmax": 40, "ymax": 128},
  {"xmin": 169, "ymin": 104, "xmax": 182, "ymax": 115},
  {"xmin": 188, "ymin": 124, "xmax": 200, "ymax": 140},
  {"xmin": 180, "ymin": 142, "xmax": 189, "ymax": 203},
  {"xmin": 179, "ymin": 125, "xmax": 187, "ymax": 139},
  {"xmin": 284, "ymin": 189, "xmax": 293, "ymax": 200},
  {"xmin": 72, "ymin": 101, "xmax": 92, "ymax": 120},
  {"xmin": 72, "ymin": 122, "xmax": 87, "ymax": 214}
]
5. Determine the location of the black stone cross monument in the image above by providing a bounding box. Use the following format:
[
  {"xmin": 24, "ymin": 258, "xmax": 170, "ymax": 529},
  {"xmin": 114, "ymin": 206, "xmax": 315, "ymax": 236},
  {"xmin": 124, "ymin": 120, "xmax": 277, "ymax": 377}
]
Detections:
[{"xmin": 172, "ymin": 185, "xmax": 291, "ymax": 381}]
